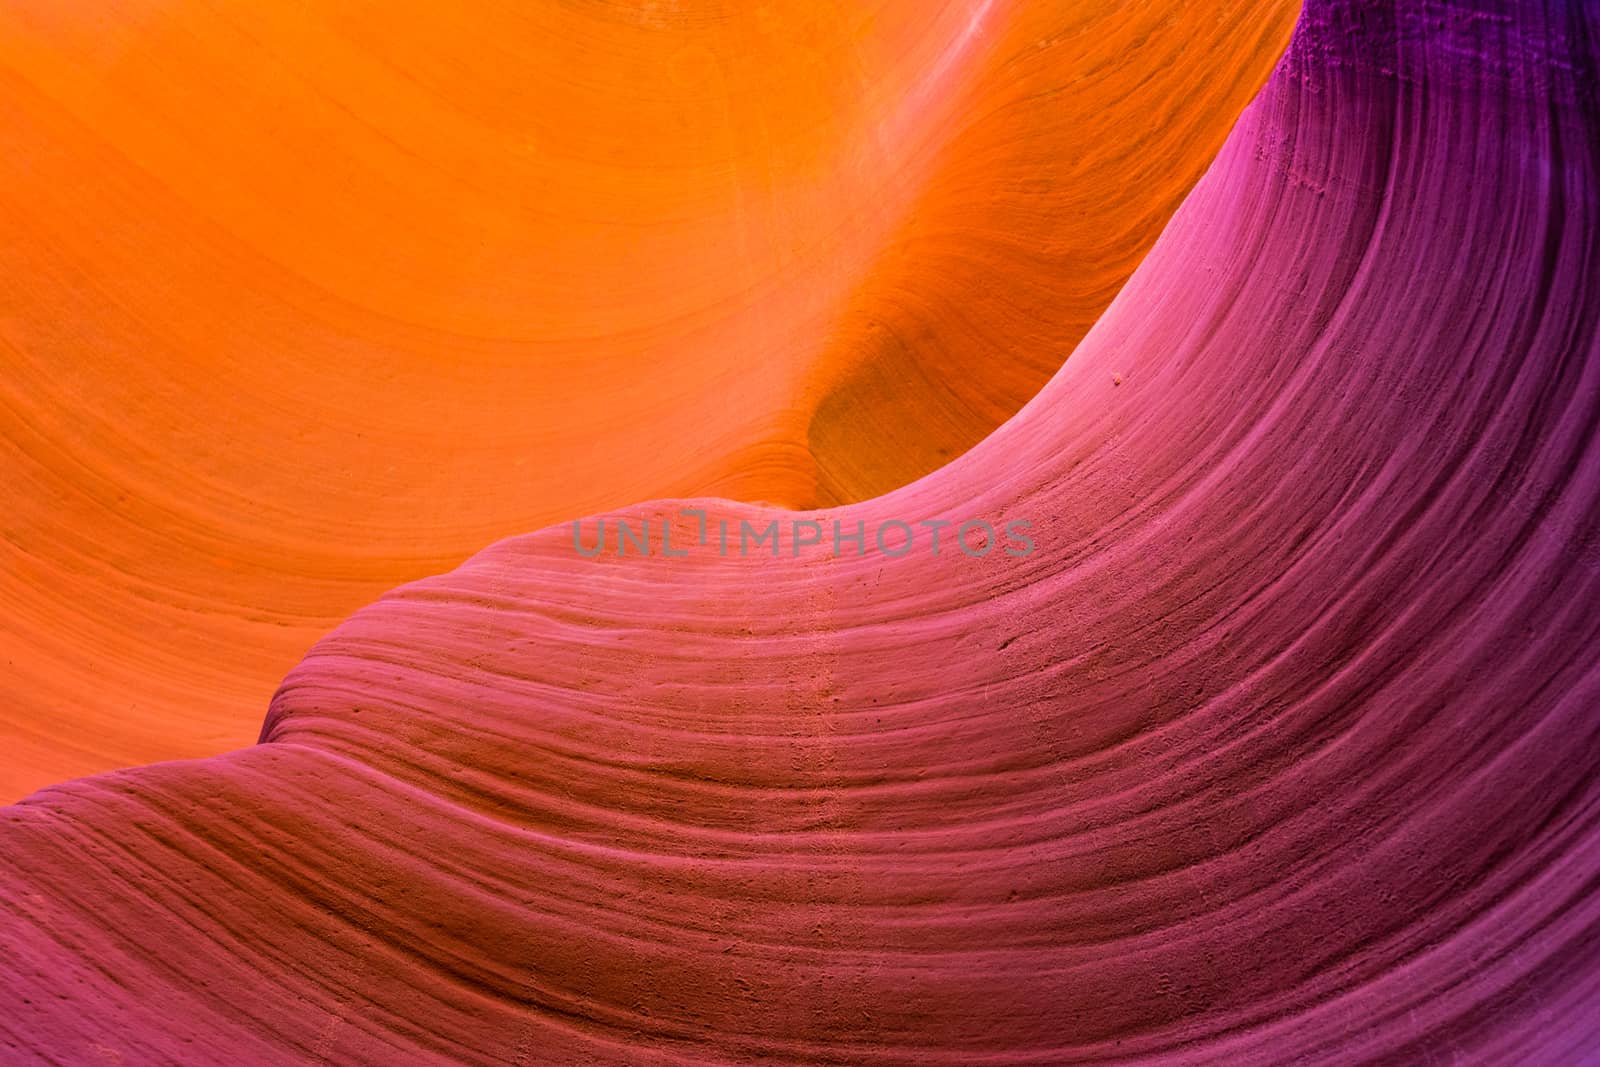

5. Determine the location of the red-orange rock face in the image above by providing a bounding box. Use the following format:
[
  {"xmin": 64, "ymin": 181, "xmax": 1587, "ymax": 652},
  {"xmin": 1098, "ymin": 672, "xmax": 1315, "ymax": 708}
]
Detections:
[
  {"xmin": 0, "ymin": 0, "xmax": 1296, "ymax": 797},
  {"xmin": 4, "ymin": 0, "xmax": 1600, "ymax": 1063}
]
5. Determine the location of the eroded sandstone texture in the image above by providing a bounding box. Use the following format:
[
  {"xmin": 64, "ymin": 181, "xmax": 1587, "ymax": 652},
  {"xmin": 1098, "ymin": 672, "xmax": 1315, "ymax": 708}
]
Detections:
[
  {"xmin": 3, "ymin": 0, "xmax": 1599, "ymax": 1062},
  {"xmin": 0, "ymin": 0, "xmax": 1295, "ymax": 798}
]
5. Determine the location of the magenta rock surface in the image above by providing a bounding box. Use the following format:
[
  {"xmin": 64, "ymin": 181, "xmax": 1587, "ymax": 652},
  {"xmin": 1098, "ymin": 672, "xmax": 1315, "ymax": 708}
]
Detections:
[{"xmin": 4, "ymin": 0, "xmax": 1600, "ymax": 1063}]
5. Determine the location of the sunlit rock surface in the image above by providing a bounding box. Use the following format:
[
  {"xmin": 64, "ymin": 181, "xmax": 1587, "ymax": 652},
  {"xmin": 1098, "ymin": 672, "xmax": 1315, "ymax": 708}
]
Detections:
[
  {"xmin": 3, "ymin": 0, "xmax": 1599, "ymax": 1062},
  {"xmin": 0, "ymin": 0, "xmax": 1294, "ymax": 798}
]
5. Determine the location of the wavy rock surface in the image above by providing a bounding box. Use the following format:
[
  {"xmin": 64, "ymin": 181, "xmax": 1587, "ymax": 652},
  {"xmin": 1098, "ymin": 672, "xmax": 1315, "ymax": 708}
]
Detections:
[
  {"xmin": 4, "ymin": 0, "xmax": 1600, "ymax": 1062},
  {"xmin": 0, "ymin": 0, "xmax": 1295, "ymax": 799}
]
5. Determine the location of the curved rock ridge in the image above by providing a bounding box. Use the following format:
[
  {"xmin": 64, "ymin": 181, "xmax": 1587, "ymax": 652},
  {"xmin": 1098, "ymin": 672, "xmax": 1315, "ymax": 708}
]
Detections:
[
  {"xmin": 4, "ymin": 0, "xmax": 1600, "ymax": 1062},
  {"xmin": 0, "ymin": 0, "xmax": 1296, "ymax": 799}
]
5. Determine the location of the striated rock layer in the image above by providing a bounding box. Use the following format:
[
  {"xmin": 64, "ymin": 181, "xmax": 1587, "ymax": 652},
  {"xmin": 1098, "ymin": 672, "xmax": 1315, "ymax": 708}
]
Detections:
[
  {"xmin": 0, "ymin": 0, "xmax": 1296, "ymax": 799},
  {"xmin": 4, "ymin": 0, "xmax": 1600, "ymax": 1062}
]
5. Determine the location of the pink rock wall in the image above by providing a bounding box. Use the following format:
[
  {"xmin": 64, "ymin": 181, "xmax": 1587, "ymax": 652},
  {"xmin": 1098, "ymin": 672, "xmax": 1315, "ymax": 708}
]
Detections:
[{"xmin": 2, "ymin": 0, "xmax": 1598, "ymax": 1062}]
